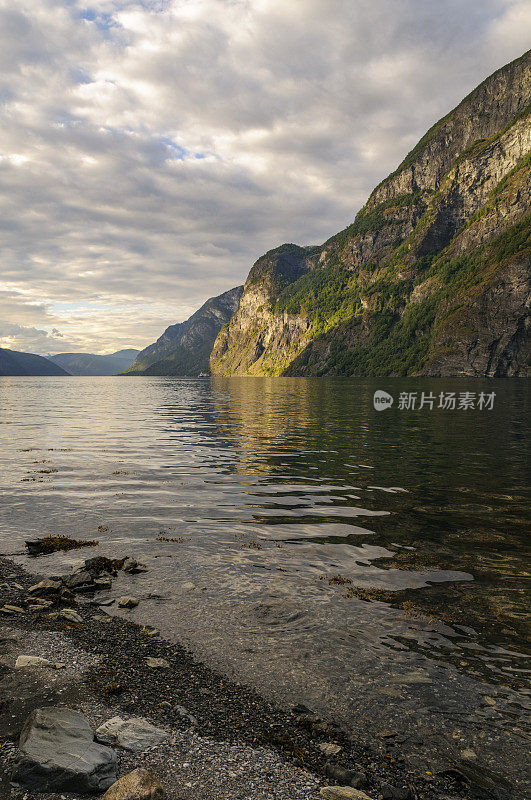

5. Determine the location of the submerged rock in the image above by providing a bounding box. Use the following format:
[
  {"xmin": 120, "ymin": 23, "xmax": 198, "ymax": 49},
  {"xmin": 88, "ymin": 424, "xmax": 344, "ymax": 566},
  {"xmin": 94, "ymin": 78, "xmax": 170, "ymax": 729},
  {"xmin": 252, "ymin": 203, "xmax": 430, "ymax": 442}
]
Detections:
[
  {"xmin": 12, "ymin": 707, "xmax": 117, "ymax": 792},
  {"xmin": 95, "ymin": 716, "xmax": 168, "ymax": 752},
  {"xmin": 118, "ymin": 596, "xmax": 139, "ymax": 609},
  {"xmin": 101, "ymin": 768, "xmax": 164, "ymax": 800}
]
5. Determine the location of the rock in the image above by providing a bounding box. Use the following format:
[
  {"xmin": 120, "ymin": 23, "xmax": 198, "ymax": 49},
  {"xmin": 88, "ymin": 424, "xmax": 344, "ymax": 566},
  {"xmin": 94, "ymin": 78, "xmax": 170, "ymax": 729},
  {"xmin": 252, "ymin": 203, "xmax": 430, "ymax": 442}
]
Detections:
[
  {"xmin": 59, "ymin": 608, "xmax": 83, "ymax": 623},
  {"xmin": 11, "ymin": 707, "xmax": 117, "ymax": 792},
  {"xmin": 28, "ymin": 598, "xmax": 53, "ymax": 608},
  {"xmin": 380, "ymin": 784, "xmax": 410, "ymax": 800},
  {"xmin": 145, "ymin": 657, "xmax": 169, "ymax": 668},
  {"xmin": 460, "ymin": 748, "xmax": 477, "ymax": 761},
  {"xmin": 324, "ymin": 764, "xmax": 366, "ymax": 788},
  {"xmin": 101, "ymin": 768, "xmax": 164, "ymax": 800},
  {"xmin": 83, "ymin": 556, "xmax": 124, "ymax": 575},
  {"xmin": 65, "ymin": 570, "xmax": 95, "ymax": 593},
  {"xmin": 174, "ymin": 705, "xmax": 198, "ymax": 726},
  {"xmin": 181, "ymin": 581, "xmax": 195, "ymax": 591},
  {"xmin": 93, "ymin": 597, "xmax": 115, "ymax": 606},
  {"xmin": 94, "ymin": 577, "xmax": 113, "ymax": 590},
  {"xmin": 142, "ymin": 627, "xmax": 159, "ymax": 637},
  {"xmin": 320, "ymin": 788, "xmax": 373, "ymax": 800},
  {"xmin": 15, "ymin": 656, "xmax": 65, "ymax": 669},
  {"xmin": 3, "ymin": 604, "xmax": 25, "ymax": 613},
  {"xmin": 28, "ymin": 579, "xmax": 62, "ymax": 595},
  {"xmin": 95, "ymin": 717, "xmax": 168, "ymax": 751},
  {"xmin": 319, "ymin": 742, "xmax": 342, "ymax": 756},
  {"xmin": 118, "ymin": 596, "xmax": 139, "ymax": 609},
  {"xmin": 123, "ymin": 558, "xmax": 148, "ymax": 574}
]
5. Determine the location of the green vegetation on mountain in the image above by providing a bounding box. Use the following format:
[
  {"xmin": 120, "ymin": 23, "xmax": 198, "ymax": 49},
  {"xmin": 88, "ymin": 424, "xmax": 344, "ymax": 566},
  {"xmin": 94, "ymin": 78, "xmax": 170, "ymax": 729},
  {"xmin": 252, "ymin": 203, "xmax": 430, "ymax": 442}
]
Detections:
[{"xmin": 211, "ymin": 50, "xmax": 531, "ymax": 378}]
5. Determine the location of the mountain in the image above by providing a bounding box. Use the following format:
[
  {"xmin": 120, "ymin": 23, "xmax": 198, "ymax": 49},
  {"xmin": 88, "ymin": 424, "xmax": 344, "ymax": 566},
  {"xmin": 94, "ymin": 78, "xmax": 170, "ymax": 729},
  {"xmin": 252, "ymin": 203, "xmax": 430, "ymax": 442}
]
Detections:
[
  {"xmin": 0, "ymin": 348, "xmax": 70, "ymax": 376},
  {"xmin": 211, "ymin": 51, "xmax": 530, "ymax": 378},
  {"xmin": 48, "ymin": 349, "xmax": 140, "ymax": 376},
  {"xmin": 124, "ymin": 286, "xmax": 244, "ymax": 376}
]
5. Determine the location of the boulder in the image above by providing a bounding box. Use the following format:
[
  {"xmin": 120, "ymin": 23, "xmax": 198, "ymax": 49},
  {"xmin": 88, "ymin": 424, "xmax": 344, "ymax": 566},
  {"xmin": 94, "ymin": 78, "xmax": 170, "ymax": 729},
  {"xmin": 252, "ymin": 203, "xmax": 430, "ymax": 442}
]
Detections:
[
  {"xmin": 102, "ymin": 768, "xmax": 164, "ymax": 800},
  {"xmin": 118, "ymin": 596, "xmax": 139, "ymax": 609},
  {"xmin": 320, "ymin": 788, "xmax": 373, "ymax": 800},
  {"xmin": 95, "ymin": 717, "xmax": 168, "ymax": 752},
  {"xmin": 12, "ymin": 707, "xmax": 117, "ymax": 792}
]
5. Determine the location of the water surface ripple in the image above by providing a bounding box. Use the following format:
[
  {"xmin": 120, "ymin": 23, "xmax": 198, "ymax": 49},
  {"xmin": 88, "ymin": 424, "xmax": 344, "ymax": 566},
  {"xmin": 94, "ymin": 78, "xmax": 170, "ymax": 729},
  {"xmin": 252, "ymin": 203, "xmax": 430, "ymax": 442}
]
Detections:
[{"xmin": 0, "ymin": 376, "xmax": 529, "ymax": 789}]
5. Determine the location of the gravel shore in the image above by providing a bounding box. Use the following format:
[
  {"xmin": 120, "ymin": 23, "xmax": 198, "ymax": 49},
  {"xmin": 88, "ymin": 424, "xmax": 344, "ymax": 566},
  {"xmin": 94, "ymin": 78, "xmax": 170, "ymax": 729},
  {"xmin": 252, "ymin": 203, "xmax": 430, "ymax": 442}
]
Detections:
[{"xmin": 0, "ymin": 556, "xmax": 519, "ymax": 800}]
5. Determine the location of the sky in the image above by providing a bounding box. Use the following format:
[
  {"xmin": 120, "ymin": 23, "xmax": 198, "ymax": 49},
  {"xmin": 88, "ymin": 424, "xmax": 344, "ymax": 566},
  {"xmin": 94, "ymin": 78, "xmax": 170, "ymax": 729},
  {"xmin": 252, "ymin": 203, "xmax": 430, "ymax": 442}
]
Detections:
[{"xmin": 0, "ymin": 0, "xmax": 529, "ymax": 355}]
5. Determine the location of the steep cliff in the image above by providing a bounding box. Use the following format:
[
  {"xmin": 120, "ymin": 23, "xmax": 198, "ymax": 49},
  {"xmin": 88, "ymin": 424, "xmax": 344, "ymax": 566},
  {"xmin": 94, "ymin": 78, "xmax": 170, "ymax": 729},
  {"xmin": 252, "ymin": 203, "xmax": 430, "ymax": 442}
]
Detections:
[
  {"xmin": 211, "ymin": 51, "xmax": 530, "ymax": 377},
  {"xmin": 125, "ymin": 286, "xmax": 243, "ymax": 376}
]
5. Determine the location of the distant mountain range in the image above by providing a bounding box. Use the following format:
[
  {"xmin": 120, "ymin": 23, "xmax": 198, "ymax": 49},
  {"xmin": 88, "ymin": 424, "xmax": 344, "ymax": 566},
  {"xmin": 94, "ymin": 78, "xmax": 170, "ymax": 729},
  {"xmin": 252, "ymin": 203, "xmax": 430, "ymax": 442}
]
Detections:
[
  {"xmin": 48, "ymin": 349, "xmax": 140, "ymax": 376},
  {"xmin": 124, "ymin": 287, "xmax": 243, "ymax": 376},
  {"xmin": 0, "ymin": 348, "xmax": 70, "ymax": 376}
]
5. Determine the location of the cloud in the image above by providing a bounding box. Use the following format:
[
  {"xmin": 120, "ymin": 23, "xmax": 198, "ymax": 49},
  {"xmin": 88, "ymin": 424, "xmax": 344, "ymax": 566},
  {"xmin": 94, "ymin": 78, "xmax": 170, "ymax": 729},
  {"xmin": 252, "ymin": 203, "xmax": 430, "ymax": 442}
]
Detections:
[{"xmin": 0, "ymin": 0, "xmax": 528, "ymax": 353}]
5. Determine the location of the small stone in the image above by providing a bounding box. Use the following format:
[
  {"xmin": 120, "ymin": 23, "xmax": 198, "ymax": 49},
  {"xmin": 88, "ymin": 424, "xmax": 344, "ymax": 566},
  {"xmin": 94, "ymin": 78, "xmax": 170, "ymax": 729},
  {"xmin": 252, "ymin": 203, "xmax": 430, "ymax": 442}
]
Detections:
[
  {"xmin": 59, "ymin": 608, "xmax": 83, "ymax": 623},
  {"xmin": 28, "ymin": 579, "xmax": 62, "ymax": 595},
  {"xmin": 118, "ymin": 596, "xmax": 139, "ymax": 609},
  {"xmin": 95, "ymin": 717, "xmax": 168, "ymax": 752},
  {"xmin": 325, "ymin": 764, "xmax": 366, "ymax": 788},
  {"xmin": 94, "ymin": 578, "xmax": 113, "ymax": 590},
  {"xmin": 29, "ymin": 598, "xmax": 53, "ymax": 608},
  {"xmin": 174, "ymin": 705, "xmax": 198, "ymax": 726},
  {"xmin": 460, "ymin": 748, "xmax": 477, "ymax": 761},
  {"xmin": 380, "ymin": 784, "xmax": 410, "ymax": 800},
  {"xmin": 102, "ymin": 768, "xmax": 164, "ymax": 800},
  {"xmin": 484, "ymin": 696, "xmax": 496, "ymax": 706},
  {"xmin": 319, "ymin": 742, "xmax": 342, "ymax": 756},
  {"xmin": 320, "ymin": 787, "xmax": 373, "ymax": 800},
  {"xmin": 145, "ymin": 657, "xmax": 169, "ymax": 668},
  {"xmin": 123, "ymin": 558, "xmax": 148, "ymax": 574},
  {"xmin": 181, "ymin": 582, "xmax": 195, "ymax": 591},
  {"xmin": 16, "ymin": 656, "xmax": 57, "ymax": 669},
  {"xmin": 143, "ymin": 628, "xmax": 160, "ymax": 637}
]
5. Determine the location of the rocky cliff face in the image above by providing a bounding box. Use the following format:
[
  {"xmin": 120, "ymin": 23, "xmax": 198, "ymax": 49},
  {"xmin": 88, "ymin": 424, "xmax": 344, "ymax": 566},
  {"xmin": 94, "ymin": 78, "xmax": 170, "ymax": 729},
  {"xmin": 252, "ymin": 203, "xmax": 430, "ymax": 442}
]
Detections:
[
  {"xmin": 211, "ymin": 50, "xmax": 530, "ymax": 378},
  {"xmin": 126, "ymin": 286, "xmax": 243, "ymax": 376}
]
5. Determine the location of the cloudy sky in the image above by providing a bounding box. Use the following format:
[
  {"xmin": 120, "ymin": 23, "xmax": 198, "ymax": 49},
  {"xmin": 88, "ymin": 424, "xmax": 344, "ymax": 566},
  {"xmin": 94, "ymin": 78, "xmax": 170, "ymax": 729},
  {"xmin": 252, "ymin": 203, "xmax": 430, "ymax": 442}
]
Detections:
[{"xmin": 0, "ymin": 0, "xmax": 529, "ymax": 355}]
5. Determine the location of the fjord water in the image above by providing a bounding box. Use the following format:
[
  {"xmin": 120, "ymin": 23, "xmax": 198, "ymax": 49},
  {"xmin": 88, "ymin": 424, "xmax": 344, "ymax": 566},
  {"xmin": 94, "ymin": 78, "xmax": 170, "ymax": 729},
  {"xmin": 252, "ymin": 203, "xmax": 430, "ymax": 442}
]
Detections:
[{"xmin": 0, "ymin": 376, "xmax": 529, "ymax": 778}]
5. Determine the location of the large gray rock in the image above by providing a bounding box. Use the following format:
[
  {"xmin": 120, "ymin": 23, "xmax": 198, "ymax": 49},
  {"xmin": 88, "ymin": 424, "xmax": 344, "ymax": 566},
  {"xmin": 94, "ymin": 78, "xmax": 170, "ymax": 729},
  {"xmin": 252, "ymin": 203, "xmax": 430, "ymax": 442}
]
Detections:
[
  {"xmin": 102, "ymin": 768, "xmax": 164, "ymax": 799},
  {"xmin": 95, "ymin": 717, "xmax": 168, "ymax": 752},
  {"xmin": 12, "ymin": 707, "xmax": 117, "ymax": 792}
]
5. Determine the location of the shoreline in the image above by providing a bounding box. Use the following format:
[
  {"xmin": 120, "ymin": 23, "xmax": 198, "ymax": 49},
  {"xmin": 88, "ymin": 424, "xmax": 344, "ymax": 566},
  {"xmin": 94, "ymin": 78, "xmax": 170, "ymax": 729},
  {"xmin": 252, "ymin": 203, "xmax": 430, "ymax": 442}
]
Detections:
[{"xmin": 0, "ymin": 556, "xmax": 518, "ymax": 800}]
